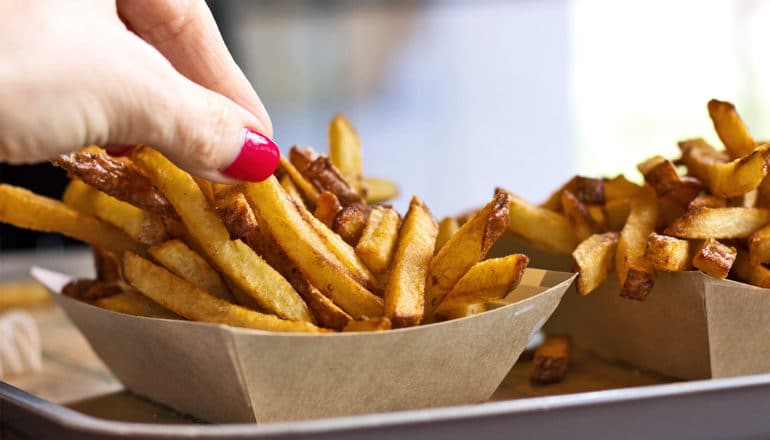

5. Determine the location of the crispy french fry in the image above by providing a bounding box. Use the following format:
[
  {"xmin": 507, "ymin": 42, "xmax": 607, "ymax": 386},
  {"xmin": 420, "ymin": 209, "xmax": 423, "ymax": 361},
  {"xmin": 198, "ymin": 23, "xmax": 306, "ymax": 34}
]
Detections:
[
  {"xmin": 572, "ymin": 232, "xmax": 619, "ymax": 295},
  {"xmin": 193, "ymin": 177, "xmax": 215, "ymax": 204},
  {"xmin": 749, "ymin": 224, "xmax": 770, "ymax": 265},
  {"xmin": 299, "ymin": 284, "xmax": 352, "ymax": 330},
  {"xmin": 733, "ymin": 250, "xmax": 770, "ymax": 288},
  {"xmin": 638, "ymin": 156, "xmax": 701, "ymax": 205},
  {"xmin": 426, "ymin": 191, "xmax": 509, "ymax": 313},
  {"xmin": 708, "ymin": 99, "xmax": 755, "ymax": 158},
  {"xmin": 604, "ymin": 175, "xmax": 642, "ymax": 200},
  {"xmin": 540, "ymin": 176, "xmax": 578, "ymax": 212},
  {"xmin": 604, "ymin": 199, "xmax": 630, "ymax": 231},
  {"xmin": 215, "ymin": 191, "xmax": 258, "ymax": 240},
  {"xmin": 505, "ymin": 191, "xmax": 578, "ymax": 253},
  {"xmin": 355, "ymin": 206, "xmax": 401, "ymax": 274},
  {"xmin": 131, "ymin": 147, "xmax": 312, "ymax": 322},
  {"xmin": 0, "ymin": 184, "xmax": 146, "ymax": 254},
  {"xmin": 435, "ymin": 216, "xmax": 460, "ymax": 254},
  {"xmin": 645, "ymin": 233, "xmax": 691, "ymax": 272},
  {"xmin": 63, "ymin": 279, "xmax": 123, "ymax": 302},
  {"xmin": 329, "ymin": 114, "xmax": 364, "ymax": 194},
  {"xmin": 242, "ymin": 177, "xmax": 383, "ymax": 317},
  {"xmin": 657, "ymin": 194, "xmax": 687, "ymax": 230},
  {"xmin": 97, "ymin": 289, "xmax": 182, "ymax": 320},
  {"xmin": 63, "ymin": 179, "xmax": 168, "ymax": 245},
  {"xmin": 314, "ymin": 191, "xmax": 343, "ymax": 228},
  {"xmin": 586, "ymin": 205, "xmax": 608, "ymax": 229},
  {"xmin": 691, "ymin": 238, "xmax": 736, "ymax": 279},
  {"xmin": 333, "ymin": 206, "xmax": 367, "ymax": 246},
  {"xmin": 363, "ymin": 177, "xmax": 399, "ymax": 204},
  {"xmin": 616, "ymin": 185, "xmax": 658, "ymax": 300},
  {"xmin": 679, "ymin": 138, "xmax": 769, "ymax": 197},
  {"xmin": 688, "ymin": 194, "xmax": 727, "ymax": 210},
  {"xmin": 52, "ymin": 150, "xmax": 176, "ymax": 218},
  {"xmin": 279, "ymin": 155, "xmax": 319, "ymax": 207},
  {"xmin": 302, "ymin": 155, "xmax": 368, "ymax": 213},
  {"xmin": 530, "ymin": 336, "xmax": 570, "ymax": 385},
  {"xmin": 148, "ymin": 240, "xmax": 234, "ymax": 302},
  {"xmin": 665, "ymin": 207, "xmax": 770, "ymax": 239},
  {"xmin": 384, "ymin": 196, "xmax": 437, "ymax": 327},
  {"xmin": 279, "ymin": 174, "xmax": 306, "ymax": 208},
  {"xmin": 93, "ymin": 247, "xmax": 122, "ymax": 282},
  {"xmin": 343, "ymin": 317, "xmax": 392, "ymax": 332},
  {"xmin": 434, "ymin": 254, "xmax": 528, "ymax": 316},
  {"xmin": 123, "ymin": 253, "xmax": 323, "ymax": 332},
  {"xmin": 576, "ymin": 176, "xmax": 605, "ymax": 205},
  {"xmin": 561, "ymin": 190, "xmax": 603, "ymax": 241}
]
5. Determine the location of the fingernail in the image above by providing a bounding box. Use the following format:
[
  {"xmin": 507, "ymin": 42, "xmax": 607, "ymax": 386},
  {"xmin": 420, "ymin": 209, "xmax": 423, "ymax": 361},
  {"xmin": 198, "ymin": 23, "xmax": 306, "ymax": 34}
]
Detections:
[
  {"xmin": 105, "ymin": 145, "xmax": 135, "ymax": 157},
  {"xmin": 221, "ymin": 129, "xmax": 280, "ymax": 182}
]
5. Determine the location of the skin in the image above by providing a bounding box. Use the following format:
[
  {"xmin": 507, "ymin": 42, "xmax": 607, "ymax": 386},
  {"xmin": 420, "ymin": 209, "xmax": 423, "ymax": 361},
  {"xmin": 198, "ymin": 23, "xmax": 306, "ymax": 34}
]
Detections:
[{"xmin": 0, "ymin": 0, "xmax": 272, "ymax": 182}]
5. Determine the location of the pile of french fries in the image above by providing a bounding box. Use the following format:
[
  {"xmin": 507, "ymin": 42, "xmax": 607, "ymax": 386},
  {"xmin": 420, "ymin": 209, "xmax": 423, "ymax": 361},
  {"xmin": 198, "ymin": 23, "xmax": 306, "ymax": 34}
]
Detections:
[
  {"xmin": 498, "ymin": 99, "xmax": 770, "ymax": 299},
  {"xmin": 0, "ymin": 115, "xmax": 529, "ymax": 332}
]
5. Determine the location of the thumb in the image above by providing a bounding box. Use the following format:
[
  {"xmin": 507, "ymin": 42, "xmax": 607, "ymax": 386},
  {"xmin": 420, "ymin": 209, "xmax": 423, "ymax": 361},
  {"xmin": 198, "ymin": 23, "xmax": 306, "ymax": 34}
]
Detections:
[{"xmin": 107, "ymin": 40, "xmax": 278, "ymax": 183}]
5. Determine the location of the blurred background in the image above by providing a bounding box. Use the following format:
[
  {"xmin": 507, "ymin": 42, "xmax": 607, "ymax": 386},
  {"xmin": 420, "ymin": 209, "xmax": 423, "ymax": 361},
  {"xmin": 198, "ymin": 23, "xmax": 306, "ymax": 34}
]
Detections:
[{"xmin": 2, "ymin": 0, "xmax": 770, "ymax": 249}]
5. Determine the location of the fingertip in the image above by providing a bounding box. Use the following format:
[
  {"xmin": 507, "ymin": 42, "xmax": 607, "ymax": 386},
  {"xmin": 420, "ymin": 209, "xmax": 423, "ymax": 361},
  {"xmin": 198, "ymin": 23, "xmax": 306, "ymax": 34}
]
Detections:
[{"xmin": 220, "ymin": 129, "xmax": 280, "ymax": 182}]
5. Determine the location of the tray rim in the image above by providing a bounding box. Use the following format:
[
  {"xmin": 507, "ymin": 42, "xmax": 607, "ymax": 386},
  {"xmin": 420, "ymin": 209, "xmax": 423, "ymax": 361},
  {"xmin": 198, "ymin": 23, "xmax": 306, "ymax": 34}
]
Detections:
[{"xmin": 5, "ymin": 371, "xmax": 770, "ymax": 437}]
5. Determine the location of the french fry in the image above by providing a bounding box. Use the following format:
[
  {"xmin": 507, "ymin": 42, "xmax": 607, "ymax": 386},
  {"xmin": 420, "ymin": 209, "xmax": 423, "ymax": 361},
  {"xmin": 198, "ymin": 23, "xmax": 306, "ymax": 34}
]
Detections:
[
  {"xmin": 333, "ymin": 206, "xmax": 367, "ymax": 246},
  {"xmin": 638, "ymin": 156, "xmax": 701, "ymax": 205},
  {"xmin": 123, "ymin": 253, "xmax": 323, "ymax": 333},
  {"xmin": 505, "ymin": 191, "xmax": 578, "ymax": 254},
  {"xmin": 540, "ymin": 176, "xmax": 578, "ymax": 212},
  {"xmin": 279, "ymin": 174, "xmax": 306, "ymax": 208},
  {"xmin": 193, "ymin": 177, "xmax": 215, "ymax": 204},
  {"xmin": 603, "ymin": 175, "xmax": 642, "ymax": 200},
  {"xmin": 97, "ymin": 289, "xmax": 182, "ymax": 320},
  {"xmin": 302, "ymin": 155, "xmax": 368, "ymax": 213},
  {"xmin": 355, "ymin": 206, "xmax": 401, "ymax": 274},
  {"xmin": 384, "ymin": 196, "xmax": 437, "ymax": 327},
  {"xmin": 733, "ymin": 250, "xmax": 770, "ymax": 288},
  {"xmin": 0, "ymin": 184, "xmax": 146, "ymax": 255},
  {"xmin": 279, "ymin": 155, "xmax": 319, "ymax": 207},
  {"xmin": 728, "ymin": 189, "xmax": 759, "ymax": 208},
  {"xmin": 665, "ymin": 207, "xmax": 770, "ymax": 239},
  {"xmin": 645, "ymin": 233, "xmax": 691, "ymax": 272},
  {"xmin": 587, "ymin": 205, "xmax": 608, "ymax": 229},
  {"xmin": 148, "ymin": 240, "xmax": 234, "ymax": 302},
  {"xmin": 343, "ymin": 317, "xmax": 392, "ymax": 332},
  {"xmin": 434, "ymin": 254, "xmax": 528, "ymax": 316},
  {"xmin": 131, "ymin": 147, "xmax": 312, "ymax": 322},
  {"xmin": 242, "ymin": 176, "xmax": 383, "ymax": 317},
  {"xmin": 52, "ymin": 149, "xmax": 176, "ymax": 218},
  {"xmin": 426, "ymin": 191, "xmax": 509, "ymax": 314},
  {"xmin": 530, "ymin": 336, "xmax": 570, "ymax": 385},
  {"xmin": 63, "ymin": 279, "xmax": 123, "ymax": 302},
  {"xmin": 561, "ymin": 190, "xmax": 603, "ymax": 241},
  {"xmin": 328, "ymin": 114, "xmax": 364, "ymax": 194},
  {"xmin": 616, "ymin": 185, "xmax": 658, "ymax": 300},
  {"xmin": 708, "ymin": 98, "xmax": 755, "ymax": 158},
  {"xmin": 691, "ymin": 238, "xmax": 736, "ymax": 279},
  {"xmin": 93, "ymin": 247, "xmax": 122, "ymax": 282},
  {"xmin": 749, "ymin": 224, "xmax": 770, "ymax": 265},
  {"xmin": 604, "ymin": 199, "xmax": 631, "ymax": 231},
  {"xmin": 214, "ymin": 191, "xmax": 258, "ymax": 240},
  {"xmin": 314, "ymin": 191, "xmax": 343, "ymax": 228},
  {"xmin": 576, "ymin": 176, "xmax": 605, "ymax": 205},
  {"xmin": 688, "ymin": 194, "xmax": 727, "ymax": 210},
  {"xmin": 363, "ymin": 177, "xmax": 399, "ymax": 204},
  {"xmin": 572, "ymin": 232, "xmax": 619, "ymax": 295},
  {"xmin": 435, "ymin": 216, "xmax": 460, "ymax": 254},
  {"xmin": 298, "ymin": 284, "xmax": 352, "ymax": 330}
]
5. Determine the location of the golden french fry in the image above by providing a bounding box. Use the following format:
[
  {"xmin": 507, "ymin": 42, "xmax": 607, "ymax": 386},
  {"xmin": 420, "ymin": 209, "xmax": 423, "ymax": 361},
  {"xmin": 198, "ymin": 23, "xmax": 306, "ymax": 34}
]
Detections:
[
  {"xmin": 679, "ymin": 138, "xmax": 769, "ymax": 198},
  {"xmin": 214, "ymin": 191, "xmax": 258, "ymax": 240},
  {"xmin": 279, "ymin": 174, "xmax": 306, "ymax": 208},
  {"xmin": 665, "ymin": 207, "xmax": 770, "ymax": 239},
  {"xmin": 93, "ymin": 247, "xmax": 122, "ymax": 282},
  {"xmin": 435, "ymin": 216, "xmax": 460, "ymax": 254},
  {"xmin": 123, "ymin": 253, "xmax": 323, "ymax": 332},
  {"xmin": 616, "ymin": 185, "xmax": 658, "ymax": 300},
  {"xmin": 242, "ymin": 176, "xmax": 383, "ymax": 317},
  {"xmin": 733, "ymin": 250, "xmax": 770, "ymax": 288},
  {"xmin": 749, "ymin": 224, "xmax": 770, "ymax": 265},
  {"xmin": 728, "ymin": 189, "xmax": 759, "ymax": 208},
  {"xmin": 0, "ymin": 184, "xmax": 146, "ymax": 255},
  {"xmin": 561, "ymin": 190, "xmax": 604, "ymax": 241},
  {"xmin": 530, "ymin": 336, "xmax": 570, "ymax": 385},
  {"xmin": 63, "ymin": 179, "xmax": 168, "ymax": 245},
  {"xmin": 279, "ymin": 155, "xmax": 319, "ymax": 207},
  {"xmin": 426, "ymin": 191, "xmax": 509, "ymax": 313},
  {"xmin": 540, "ymin": 176, "xmax": 578, "ymax": 212},
  {"xmin": 604, "ymin": 199, "xmax": 630, "ymax": 231},
  {"xmin": 148, "ymin": 240, "xmax": 234, "ymax": 302},
  {"xmin": 603, "ymin": 175, "xmax": 642, "ymax": 200},
  {"xmin": 708, "ymin": 99, "xmax": 755, "ymax": 158},
  {"xmin": 572, "ymin": 232, "xmax": 619, "ymax": 295},
  {"xmin": 645, "ymin": 233, "xmax": 691, "ymax": 272},
  {"xmin": 691, "ymin": 238, "xmax": 736, "ymax": 279},
  {"xmin": 343, "ymin": 317, "xmax": 392, "ymax": 332},
  {"xmin": 434, "ymin": 254, "xmax": 528, "ymax": 316},
  {"xmin": 505, "ymin": 191, "xmax": 578, "ymax": 254},
  {"xmin": 97, "ymin": 289, "xmax": 182, "ymax": 320},
  {"xmin": 363, "ymin": 177, "xmax": 399, "ymax": 204},
  {"xmin": 638, "ymin": 156, "xmax": 701, "ymax": 205},
  {"xmin": 384, "ymin": 196, "xmax": 437, "ymax": 327},
  {"xmin": 355, "ymin": 206, "xmax": 401, "ymax": 274},
  {"xmin": 131, "ymin": 147, "xmax": 312, "ymax": 322},
  {"xmin": 193, "ymin": 177, "xmax": 215, "ymax": 204},
  {"xmin": 299, "ymin": 284, "xmax": 352, "ymax": 331},
  {"xmin": 63, "ymin": 279, "xmax": 123, "ymax": 302},
  {"xmin": 333, "ymin": 206, "xmax": 367, "ymax": 246},
  {"xmin": 314, "ymin": 191, "xmax": 343, "ymax": 228},
  {"xmin": 329, "ymin": 114, "xmax": 364, "ymax": 194},
  {"xmin": 688, "ymin": 194, "xmax": 727, "ymax": 210},
  {"xmin": 586, "ymin": 205, "xmax": 608, "ymax": 229}
]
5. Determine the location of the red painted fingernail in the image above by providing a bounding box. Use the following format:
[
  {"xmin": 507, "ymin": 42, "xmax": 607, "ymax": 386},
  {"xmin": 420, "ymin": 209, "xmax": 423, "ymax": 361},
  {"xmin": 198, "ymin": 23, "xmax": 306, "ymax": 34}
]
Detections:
[
  {"xmin": 105, "ymin": 145, "xmax": 135, "ymax": 157},
  {"xmin": 221, "ymin": 129, "xmax": 280, "ymax": 182}
]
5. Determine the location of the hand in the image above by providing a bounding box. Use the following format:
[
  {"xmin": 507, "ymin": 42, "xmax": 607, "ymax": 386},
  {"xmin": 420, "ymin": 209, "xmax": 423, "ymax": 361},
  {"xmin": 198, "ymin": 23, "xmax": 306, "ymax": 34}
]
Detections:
[{"xmin": 0, "ymin": 0, "xmax": 277, "ymax": 182}]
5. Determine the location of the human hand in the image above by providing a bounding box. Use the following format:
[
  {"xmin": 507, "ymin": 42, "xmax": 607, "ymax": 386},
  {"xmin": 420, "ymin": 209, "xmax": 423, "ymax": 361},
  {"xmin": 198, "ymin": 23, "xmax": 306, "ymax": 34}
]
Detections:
[{"xmin": 0, "ymin": 0, "xmax": 277, "ymax": 182}]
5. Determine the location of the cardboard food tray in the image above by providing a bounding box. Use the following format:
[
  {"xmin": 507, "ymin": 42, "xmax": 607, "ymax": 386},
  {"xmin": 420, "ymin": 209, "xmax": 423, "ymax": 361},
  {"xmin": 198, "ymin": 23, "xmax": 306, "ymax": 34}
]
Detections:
[
  {"xmin": 490, "ymin": 234, "xmax": 770, "ymax": 380},
  {"xmin": 30, "ymin": 266, "xmax": 575, "ymax": 424}
]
